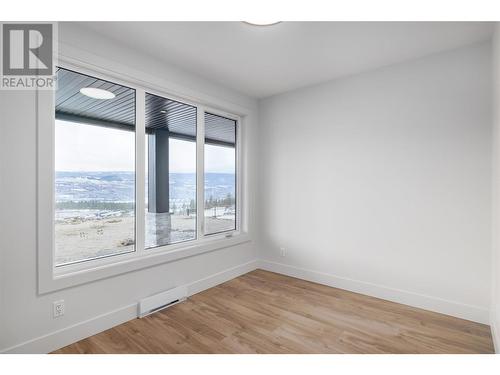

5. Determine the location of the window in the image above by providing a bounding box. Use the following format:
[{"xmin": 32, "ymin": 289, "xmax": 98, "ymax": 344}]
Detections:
[
  {"xmin": 145, "ymin": 93, "xmax": 197, "ymax": 249},
  {"xmin": 54, "ymin": 68, "xmax": 136, "ymax": 266},
  {"xmin": 44, "ymin": 64, "xmax": 243, "ymax": 285},
  {"xmin": 204, "ymin": 113, "xmax": 237, "ymax": 235}
]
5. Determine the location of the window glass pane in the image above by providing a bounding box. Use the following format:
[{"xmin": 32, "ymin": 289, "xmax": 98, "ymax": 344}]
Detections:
[
  {"xmin": 204, "ymin": 113, "xmax": 236, "ymax": 235},
  {"xmin": 145, "ymin": 93, "xmax": 197, "ymax": 249},
  {"xmin": 54, "ymin": 68, "xmax": 136, "ymax": 266}
]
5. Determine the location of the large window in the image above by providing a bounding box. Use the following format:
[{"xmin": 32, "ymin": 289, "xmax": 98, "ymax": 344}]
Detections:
[
  {"xmin": 54, "ymin": 68, "xmax": 136, "ymax": 266},
  {"xmin": 50, "ymin": 66, "xmax": 241, "ymax": 275}
]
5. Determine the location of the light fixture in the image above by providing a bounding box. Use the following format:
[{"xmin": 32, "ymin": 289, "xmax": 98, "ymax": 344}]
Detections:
[
  {"xmin": 160, "ymin": 110, "xmax": 167, "ymax": 114},
  {"xmin": 242, "ymin": 20, "xmax": 281, "ymax": 27},
  {"xmin": 80, "ymin": 87, "xmax": 116, "ymax": 100}
]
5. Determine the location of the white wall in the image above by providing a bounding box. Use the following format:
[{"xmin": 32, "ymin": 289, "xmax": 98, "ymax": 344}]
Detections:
[
  {"xmin": 491, "ymin": 24, "xmax": 500, "ymax": 352},
  {"xmin": 0, "ymin": 23, "xmax": 259, "ymax": 353},
  {"xmin": 258, "ymin": 42, "xmax": 492, "ymax": 323}
]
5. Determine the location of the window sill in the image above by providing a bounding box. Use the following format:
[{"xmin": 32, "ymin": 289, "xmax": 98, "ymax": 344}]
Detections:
[{"xmin": 39, "ymin": 233, "xmax": 251, "ymax": 294}]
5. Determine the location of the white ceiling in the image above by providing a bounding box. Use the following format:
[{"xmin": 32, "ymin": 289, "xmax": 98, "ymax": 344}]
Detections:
[{"xmin": 77, "ymin": 22, "xmax": 494, "ymax": 99}]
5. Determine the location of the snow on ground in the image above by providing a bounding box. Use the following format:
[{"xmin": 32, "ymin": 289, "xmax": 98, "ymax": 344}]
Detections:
[{"xmin": 55, "ymin": 209, "xmax": 235, "ymax": 266}]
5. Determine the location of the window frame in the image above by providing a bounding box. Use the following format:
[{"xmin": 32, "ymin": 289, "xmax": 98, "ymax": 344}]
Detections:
[
  {"xmin": 53, "ymin": 67, "xmax": 138, "ymax": 268},
  {"xmin": 203, "ymin": 111, "xmax": 239, "ymax": 236},
  {"xmin": 37, "ymin": 57, "xmax": 249, "ymax": 294}
]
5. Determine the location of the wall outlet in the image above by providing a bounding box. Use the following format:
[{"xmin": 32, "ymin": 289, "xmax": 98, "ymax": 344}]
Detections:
[
  {"xmin": 280, "ymin": 247, "xmax": 286, "ymax": 257},
  {"xmin": 53, "ymin": 300, "xmax": 65, "ymax": 318}
]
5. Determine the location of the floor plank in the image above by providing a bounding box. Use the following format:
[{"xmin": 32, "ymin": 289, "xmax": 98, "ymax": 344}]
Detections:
[{"xmin": 52, "ymin": 270, "xmax": 494, "ymax": 354}]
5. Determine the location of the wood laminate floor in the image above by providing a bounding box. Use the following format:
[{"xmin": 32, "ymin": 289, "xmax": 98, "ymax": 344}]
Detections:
[{"xmin": 53, "ymin": 270, "xmax": 494, "ymax": 354}]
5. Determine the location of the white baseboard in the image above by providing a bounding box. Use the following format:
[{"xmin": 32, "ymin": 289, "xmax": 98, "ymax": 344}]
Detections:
[
  {"xmin": 0, "ymin": 303, "xmax": 138, "ymax": 354},
  {"xmin": 187, "ymin": 259, "xmax": 258, "ymax": 296},
  {"xmin": 1, "ymin": 260, "xmax": 258, "ymax": 354},
  {"xmin": 259, "ymin": 260, "xmax": 490, "ymax": 325},
  {"xmin": 491, "ymin": 318, "xmax": 499, "ymax": 354}
]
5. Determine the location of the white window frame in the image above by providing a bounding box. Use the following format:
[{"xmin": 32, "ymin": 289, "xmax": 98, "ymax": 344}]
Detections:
[{"xmin": 37, "ymin": 56, "xmax": 249, "ymax": 294}]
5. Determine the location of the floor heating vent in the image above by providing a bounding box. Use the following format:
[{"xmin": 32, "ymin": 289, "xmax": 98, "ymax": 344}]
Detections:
[{"xmin": 138, "ymin": 285, "xmax": 188, "ymax": 318}]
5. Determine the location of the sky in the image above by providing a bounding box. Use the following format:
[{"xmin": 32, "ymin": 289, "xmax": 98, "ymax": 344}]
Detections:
[{"xmin": 55, "ymin": 120, "xmax": 235, "ymax": 173}]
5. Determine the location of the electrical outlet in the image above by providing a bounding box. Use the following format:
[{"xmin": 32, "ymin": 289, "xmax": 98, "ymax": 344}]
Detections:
[
  {"xmin": 280, "ymin": 247, "xmax": 286, "ymax": 257},
  {"xmin": 53, "ymin": 300, "xmax": 65, "ymax": 318}
]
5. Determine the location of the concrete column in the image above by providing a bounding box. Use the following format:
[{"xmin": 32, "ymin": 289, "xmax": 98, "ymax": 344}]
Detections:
[{"xmin": 148, "ymin": 129, "xmax": 169, "ymax": 213}]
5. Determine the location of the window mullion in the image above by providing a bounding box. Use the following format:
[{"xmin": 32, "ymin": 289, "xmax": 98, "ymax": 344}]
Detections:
[
  {"xmin": 196, "ymin": 106, "xmax": 206, "ymax": 239},
  {"xmin": 135, "ymin": 88, "xmax": 146, "ymax": 254}
]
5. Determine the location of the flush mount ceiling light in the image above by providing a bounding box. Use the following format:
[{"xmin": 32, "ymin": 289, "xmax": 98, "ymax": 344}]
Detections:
[
  {"xmin": 242, "ymin": 20, "xmax": 282, "ymax": 27},
  {"xmin": 160, "ymin": 110, "xmax": 167, "ymax": 114},
  {"xmin": 80, "ymin": 87, "xmax": 116, "ymax": 100}
]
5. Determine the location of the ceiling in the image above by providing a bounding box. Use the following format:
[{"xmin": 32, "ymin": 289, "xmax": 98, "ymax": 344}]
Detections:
[{"xmin": 76, "ymin": 22, "xmax": 494, "ymax": 99}]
